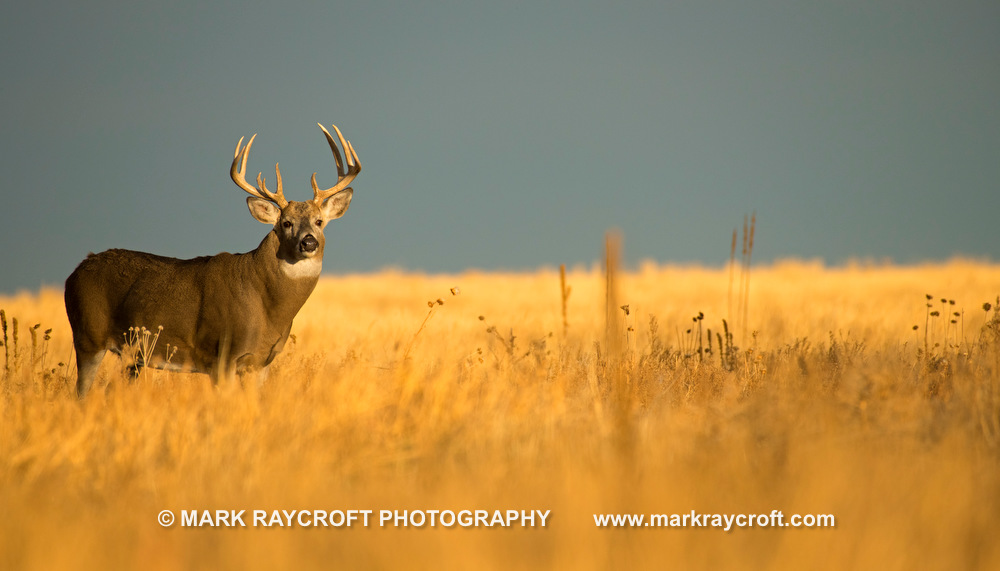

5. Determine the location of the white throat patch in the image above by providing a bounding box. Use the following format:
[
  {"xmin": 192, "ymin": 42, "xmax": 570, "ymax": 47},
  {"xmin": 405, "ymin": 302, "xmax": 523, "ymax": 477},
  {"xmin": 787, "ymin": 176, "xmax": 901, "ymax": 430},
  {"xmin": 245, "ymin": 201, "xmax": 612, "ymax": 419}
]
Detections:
[{"xmin": 281, "ymin": 257, "xmax": 322, "ymax": 279}]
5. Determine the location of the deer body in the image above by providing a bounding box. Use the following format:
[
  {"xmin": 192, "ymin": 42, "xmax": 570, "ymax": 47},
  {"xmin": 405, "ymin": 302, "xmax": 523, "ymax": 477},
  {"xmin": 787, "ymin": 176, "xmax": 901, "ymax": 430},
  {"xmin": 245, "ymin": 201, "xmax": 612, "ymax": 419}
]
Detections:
[{"xmin": 65, "ymin": 124, "xmax": 361, "ymax": 397}]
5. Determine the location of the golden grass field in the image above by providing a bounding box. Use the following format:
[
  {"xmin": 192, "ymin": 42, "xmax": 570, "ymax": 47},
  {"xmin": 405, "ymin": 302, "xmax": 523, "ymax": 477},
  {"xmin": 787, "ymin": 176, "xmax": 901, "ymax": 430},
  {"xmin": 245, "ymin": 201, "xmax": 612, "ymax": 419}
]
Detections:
[{"xmin": 1, "ymin": 259, "xmax": 999, "ymax": 570}]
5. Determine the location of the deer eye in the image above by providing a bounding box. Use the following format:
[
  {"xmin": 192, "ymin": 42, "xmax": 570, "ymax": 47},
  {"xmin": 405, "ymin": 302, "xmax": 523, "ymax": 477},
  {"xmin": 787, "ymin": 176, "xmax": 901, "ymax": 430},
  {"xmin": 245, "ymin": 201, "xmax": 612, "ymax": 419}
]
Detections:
[
  {"xmin": 315, "ymin": 219, "xmax": 323, "ymax": 227},
  {"xmin": 282, "ymin": 221, "xmax": 293, "ymax": 229}
]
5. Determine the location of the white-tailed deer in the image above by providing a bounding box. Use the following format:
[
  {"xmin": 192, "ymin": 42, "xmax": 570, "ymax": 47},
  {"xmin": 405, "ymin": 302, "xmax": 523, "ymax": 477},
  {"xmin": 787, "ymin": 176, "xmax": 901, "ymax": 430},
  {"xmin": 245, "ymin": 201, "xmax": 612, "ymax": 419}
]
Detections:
[{"xmin": 65, "ymin": 123, "xmax": 361, "ymax": 398}]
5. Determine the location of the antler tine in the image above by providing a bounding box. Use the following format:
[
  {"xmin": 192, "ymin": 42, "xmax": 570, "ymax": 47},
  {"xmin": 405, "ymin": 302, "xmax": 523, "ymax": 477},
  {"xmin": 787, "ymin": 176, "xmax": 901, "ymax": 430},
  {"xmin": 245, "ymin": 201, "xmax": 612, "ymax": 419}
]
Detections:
[
  {"xmin": 230, "ymin": 134, "xmax": 289, "ymax": 208},
  {"xmin": 254, "ymin": 163, "xmax": 285, "ymax": 201},
  {"xmin": 312, "ymin": 123, "xmax": 361, "ymax": 203},
  {"xmin": 322, "ymin": 125, "xmax": 345, "ymax": 175}
]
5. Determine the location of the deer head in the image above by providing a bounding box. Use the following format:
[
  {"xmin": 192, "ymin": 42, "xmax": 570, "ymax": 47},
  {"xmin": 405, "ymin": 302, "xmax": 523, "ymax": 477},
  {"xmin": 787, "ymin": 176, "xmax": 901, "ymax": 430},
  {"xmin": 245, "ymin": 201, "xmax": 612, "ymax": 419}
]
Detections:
[{"xmin": 230, "ymin": 124, "xmax": 361, "ymax": 272}]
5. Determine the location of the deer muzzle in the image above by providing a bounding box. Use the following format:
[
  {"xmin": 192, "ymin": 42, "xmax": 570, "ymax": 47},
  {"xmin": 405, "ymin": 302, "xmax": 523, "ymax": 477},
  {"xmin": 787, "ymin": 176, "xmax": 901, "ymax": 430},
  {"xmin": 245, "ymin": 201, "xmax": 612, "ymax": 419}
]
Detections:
[{"xmin": 299, "ymin": 234, "xmax": 319, "ymax": 254}]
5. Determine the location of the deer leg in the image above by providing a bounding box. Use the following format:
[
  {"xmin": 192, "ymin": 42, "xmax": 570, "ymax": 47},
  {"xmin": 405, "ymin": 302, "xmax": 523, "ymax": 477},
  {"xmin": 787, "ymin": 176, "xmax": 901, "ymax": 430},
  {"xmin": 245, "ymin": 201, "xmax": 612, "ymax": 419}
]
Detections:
[
  {"xmin": 76, "ymin": 350, "xmax": 106, "ymax": 399},
  {"xmin": 209, "ymin": 332, "xmax": 238, "ymax": 387},
  {"xmin": 255, "ymin": 365, "xmax": 269, "ymax": 388},
  {"xmin": 239, "ymin": 365, "xmax": 269, "ymax": 390},
  {"xmin": 211, "ymin": 359, "xmax": 239, "ymax": 387}
]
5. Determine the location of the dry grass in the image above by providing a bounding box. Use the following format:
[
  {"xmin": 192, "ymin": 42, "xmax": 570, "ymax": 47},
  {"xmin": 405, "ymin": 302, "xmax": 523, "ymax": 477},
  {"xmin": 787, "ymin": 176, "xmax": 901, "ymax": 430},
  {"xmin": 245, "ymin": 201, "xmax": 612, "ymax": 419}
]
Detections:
[{"xmin": 2, "ymin": 259, "xmax": 999, "ymax": 570}]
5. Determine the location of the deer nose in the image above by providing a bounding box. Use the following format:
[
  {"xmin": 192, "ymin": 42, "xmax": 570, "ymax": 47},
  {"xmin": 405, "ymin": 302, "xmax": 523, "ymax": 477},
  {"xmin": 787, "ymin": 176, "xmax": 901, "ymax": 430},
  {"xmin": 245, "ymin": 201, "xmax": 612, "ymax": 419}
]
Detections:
[{"xmin": 299, "ymin": 234, "xmax": 319, "ymax": 253}]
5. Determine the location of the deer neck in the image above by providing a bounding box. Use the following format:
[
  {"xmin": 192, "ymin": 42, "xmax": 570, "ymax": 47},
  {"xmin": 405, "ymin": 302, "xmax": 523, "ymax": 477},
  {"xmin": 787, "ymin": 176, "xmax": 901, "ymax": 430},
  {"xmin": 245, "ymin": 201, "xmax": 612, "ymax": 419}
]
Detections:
[{"xmin": 249, "ymin": 231, "xmax": 321, "ymax": 313}]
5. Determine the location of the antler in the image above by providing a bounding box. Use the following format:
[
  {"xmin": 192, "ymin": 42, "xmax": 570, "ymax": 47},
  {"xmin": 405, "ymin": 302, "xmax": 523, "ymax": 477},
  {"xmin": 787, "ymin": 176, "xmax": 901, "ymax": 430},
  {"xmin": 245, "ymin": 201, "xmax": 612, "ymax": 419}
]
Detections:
[
  {"xmin": 311, "ymin": 123, "xmax": 361, "ymax": 204},
  {"xmin": 231, "ymin": 134, "xmax": 289, "ymax": 208}
]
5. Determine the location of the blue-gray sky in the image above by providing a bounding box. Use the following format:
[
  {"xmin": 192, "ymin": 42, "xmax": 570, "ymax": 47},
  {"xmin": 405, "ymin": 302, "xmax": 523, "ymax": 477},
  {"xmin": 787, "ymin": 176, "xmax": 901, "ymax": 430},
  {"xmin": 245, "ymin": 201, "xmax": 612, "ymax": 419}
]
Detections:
[{"xmin": 2, "ymin": 0, "xmax": 998, "ymax": 294}]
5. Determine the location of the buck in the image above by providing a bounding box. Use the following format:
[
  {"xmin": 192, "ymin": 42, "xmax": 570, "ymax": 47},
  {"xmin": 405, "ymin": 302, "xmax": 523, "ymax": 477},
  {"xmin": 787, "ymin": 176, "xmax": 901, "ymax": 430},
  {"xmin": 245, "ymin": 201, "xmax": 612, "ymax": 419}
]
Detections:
[{"xmin": 64, "ymin": 123, "xmax": 361, "ymax": 398}]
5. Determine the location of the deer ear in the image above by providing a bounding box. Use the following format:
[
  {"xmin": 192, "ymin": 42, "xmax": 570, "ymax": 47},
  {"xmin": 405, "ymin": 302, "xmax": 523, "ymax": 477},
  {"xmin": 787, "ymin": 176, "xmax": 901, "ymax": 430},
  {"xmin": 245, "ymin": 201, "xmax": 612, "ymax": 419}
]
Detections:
[
  {"xmin": 247, "ymin": 197, "xmax": 280, "ymax": 225},
  {"xmin": 320, "ymin": 188, "xmax": 353, "ymax": 220}
]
